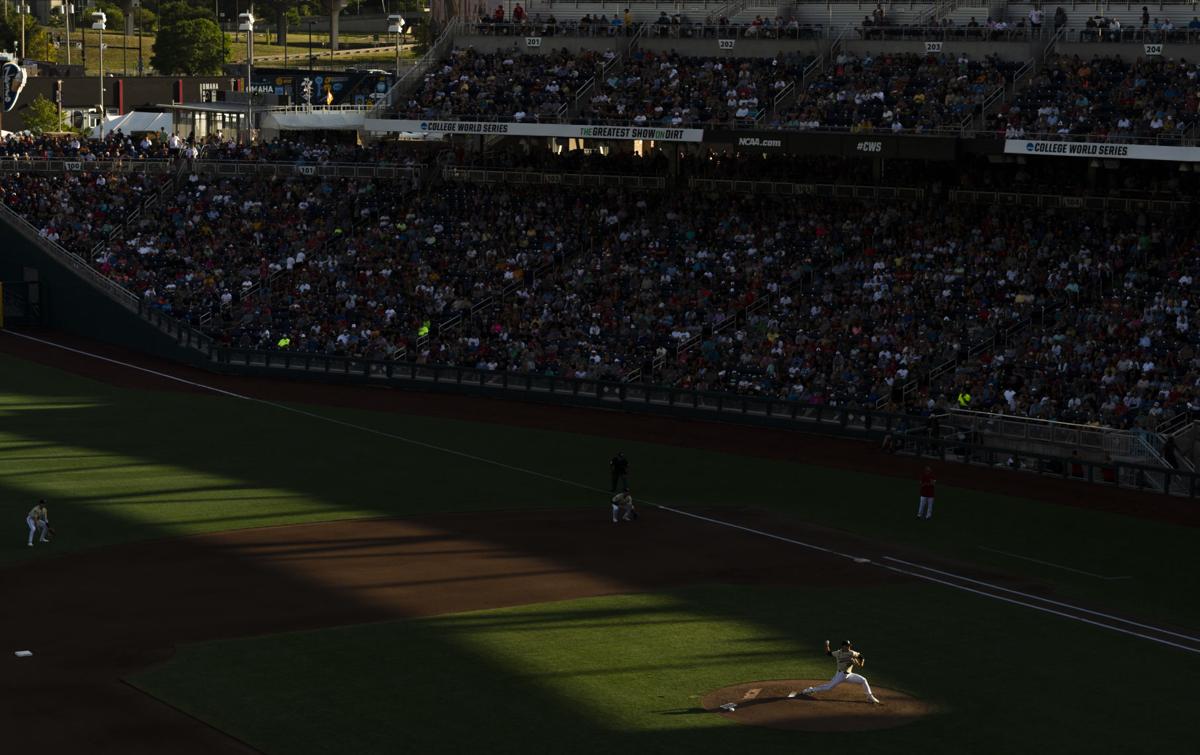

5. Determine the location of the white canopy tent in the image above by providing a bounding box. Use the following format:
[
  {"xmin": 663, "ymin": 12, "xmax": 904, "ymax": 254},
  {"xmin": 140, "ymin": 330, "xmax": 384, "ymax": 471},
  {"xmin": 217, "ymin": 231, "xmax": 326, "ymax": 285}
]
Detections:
[{"xmin": 91, "ymin": 111, "xmax": 174, "ymax": 138}]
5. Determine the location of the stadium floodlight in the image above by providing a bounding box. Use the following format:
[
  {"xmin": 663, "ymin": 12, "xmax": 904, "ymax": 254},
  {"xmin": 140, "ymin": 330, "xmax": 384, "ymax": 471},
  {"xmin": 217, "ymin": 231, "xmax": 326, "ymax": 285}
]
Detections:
[
  {"xmin": 388, "ymin": 14, "xmax": 405, "ymax": 77},
  {"xmin": 92, "ymin": 11, "xmax": 106, "ymax": 127},
  {"xmin": 239, "ymin": 12, "xmax": 255, "ymax": 142}
]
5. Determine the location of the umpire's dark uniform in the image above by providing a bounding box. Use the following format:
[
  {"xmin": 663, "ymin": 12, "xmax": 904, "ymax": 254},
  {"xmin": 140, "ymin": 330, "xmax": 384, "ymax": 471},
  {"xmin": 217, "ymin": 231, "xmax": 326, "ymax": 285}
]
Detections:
[{"xmin": 610, "ymin": 452, "xmax": 629, "ymax": 492}]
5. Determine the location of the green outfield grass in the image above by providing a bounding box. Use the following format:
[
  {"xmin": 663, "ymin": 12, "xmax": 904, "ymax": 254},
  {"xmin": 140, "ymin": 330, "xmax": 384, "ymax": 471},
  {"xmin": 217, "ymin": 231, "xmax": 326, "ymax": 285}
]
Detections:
[
  {"xmin": 131, "ymin": 586, "xmax": 1197, "ymax": 754},
  {"xmin": 1, "ymin": 351, "xmax": 1195, "ymax": 629},
  {"xmin": 3, "ymin": 347, "xmax": 1197, "ymax": 752}
]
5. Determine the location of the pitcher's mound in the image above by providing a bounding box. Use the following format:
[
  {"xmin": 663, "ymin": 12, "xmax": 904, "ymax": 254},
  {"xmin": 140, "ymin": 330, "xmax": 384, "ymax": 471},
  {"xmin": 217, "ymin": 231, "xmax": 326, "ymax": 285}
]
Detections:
[{"xmin": 702, "ymin": 679, "xmax": 934, "ymax": 732}]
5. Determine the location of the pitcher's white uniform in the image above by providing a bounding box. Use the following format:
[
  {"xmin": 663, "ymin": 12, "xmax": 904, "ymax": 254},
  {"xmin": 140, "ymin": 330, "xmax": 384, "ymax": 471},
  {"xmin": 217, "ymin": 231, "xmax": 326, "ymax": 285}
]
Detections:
[
  {"xmin": 26, "ymin": 502, "xmax": 50, "ymax": 547},
  {"xmin": 611, "ymin": 493, "xmax": 635, "ymax": 523},
  {"xmin": 799, "ymin": 641, "xmax": 881, "ymax": 703}
]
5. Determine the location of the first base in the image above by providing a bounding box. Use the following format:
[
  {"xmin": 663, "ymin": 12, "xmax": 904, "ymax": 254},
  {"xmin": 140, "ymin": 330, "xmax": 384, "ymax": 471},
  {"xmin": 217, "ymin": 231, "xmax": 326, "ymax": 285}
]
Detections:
[{"xmin": 14, "ymin": 650, "xmax": 33, "ymax": 657}]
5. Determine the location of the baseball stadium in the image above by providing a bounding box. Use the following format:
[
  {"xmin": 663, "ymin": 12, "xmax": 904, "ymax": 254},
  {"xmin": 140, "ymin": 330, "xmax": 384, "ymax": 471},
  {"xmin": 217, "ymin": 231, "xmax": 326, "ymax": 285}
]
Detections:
[{"xmin": 3, "ymin": 2, "xmax": 1200, "ymax": 752}]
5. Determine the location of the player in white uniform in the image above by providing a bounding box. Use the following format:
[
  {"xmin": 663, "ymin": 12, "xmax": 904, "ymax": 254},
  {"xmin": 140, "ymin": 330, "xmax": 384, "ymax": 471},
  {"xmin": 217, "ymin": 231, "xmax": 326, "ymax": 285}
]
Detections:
[
  {"xmin": 611, "ymin": 492, "xmax": 637, "ymax": 523},
  {"xmin": 793, "ymin": 639, "xmax": 881, "ymax": 704},
  {"xmin": 26, "ymin": 500, "xmax": 51, "ymax": 547}
]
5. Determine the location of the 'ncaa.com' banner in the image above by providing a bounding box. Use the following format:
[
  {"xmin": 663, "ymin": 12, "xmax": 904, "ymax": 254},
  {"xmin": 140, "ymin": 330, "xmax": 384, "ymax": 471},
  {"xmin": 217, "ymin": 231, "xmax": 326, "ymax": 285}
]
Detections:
[{"xmin": 1004, "ymin": 138, "xmax": 1200, "ymax": 163}]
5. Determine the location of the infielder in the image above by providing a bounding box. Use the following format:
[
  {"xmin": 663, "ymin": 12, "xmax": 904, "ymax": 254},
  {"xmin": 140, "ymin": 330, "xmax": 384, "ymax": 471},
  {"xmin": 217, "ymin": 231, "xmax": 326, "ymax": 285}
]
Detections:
[
  {"xmin": 611, "ymin": 492, "xmax": 637, "ymax": 523},
  {"xmin": 26, "ymin": 499, "xmax": 51, "ymax": 547},
  {"xmin": 794, "ymin": 640, "xmax": 881, "ymax": 704},
  {"xmin": 610, "ymin": 452, "xmax": 629, "ymax": 493},
  {"xmin": 917, "ymin": 466, "xmax": 936, "ymax": 519}
]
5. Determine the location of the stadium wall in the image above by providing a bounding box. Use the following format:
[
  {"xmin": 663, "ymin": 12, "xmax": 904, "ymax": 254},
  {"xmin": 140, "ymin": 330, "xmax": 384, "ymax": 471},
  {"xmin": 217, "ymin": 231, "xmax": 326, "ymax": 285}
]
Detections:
[
  {"xmin": 453, "ymin": 35, "xmax": 623, "ymax": 54},
  {"xmin": 449, "ymin": 34, "xmax": 1039, "ymax": 61}
]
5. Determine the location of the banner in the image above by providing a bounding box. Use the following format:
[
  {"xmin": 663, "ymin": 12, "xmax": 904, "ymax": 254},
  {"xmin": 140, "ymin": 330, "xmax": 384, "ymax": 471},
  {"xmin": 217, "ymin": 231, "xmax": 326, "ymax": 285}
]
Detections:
[
  {"xmin": 704, "ymin": 129, "xmax": 958, "ymax": 160},
  {"xmin": 1005, "ymin": 139, "xmax": 1200, "ymax": 163},
  {"xmin": 2, "ymin": 62, "xmax": 28, "ymax": 113},
  {"xmin": 364, "ymin": 118, "xmax": 705, "ymax": 142}
]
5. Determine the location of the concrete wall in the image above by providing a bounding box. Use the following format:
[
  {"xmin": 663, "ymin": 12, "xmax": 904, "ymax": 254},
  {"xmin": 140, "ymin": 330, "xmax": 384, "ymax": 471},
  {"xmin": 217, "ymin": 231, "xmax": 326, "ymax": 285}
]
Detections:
[
  {"xmin": 1056, "ymin": 41, "xmax": 1190, "ymax": 59},
  {"xmin": 842, "ymin": 38, "xmax": 1038, "ymax": 62},
  {"xmin": 449, "ymin": 33, "xmax": 1039, "ymax": 61},
  {"xmin": 638, "ymin": 36, "xmax": 826, "ymax": 57},
  {"xmin": 452, "ymin": 33, "xmax": 622, "ymax": 55}
]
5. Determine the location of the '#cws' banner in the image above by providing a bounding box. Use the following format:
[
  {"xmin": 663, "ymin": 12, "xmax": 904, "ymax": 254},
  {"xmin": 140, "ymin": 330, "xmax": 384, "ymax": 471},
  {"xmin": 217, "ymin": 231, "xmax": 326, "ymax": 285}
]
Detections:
[{"xmin": 3, "ymin": 62, "xmax": 28, "ymax": 112}]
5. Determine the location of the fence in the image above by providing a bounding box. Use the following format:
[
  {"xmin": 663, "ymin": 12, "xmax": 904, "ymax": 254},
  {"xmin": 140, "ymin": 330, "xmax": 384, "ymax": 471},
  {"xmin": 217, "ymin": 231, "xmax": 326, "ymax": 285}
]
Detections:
[
  {"xmin": 0, "ymin": 158, "xmax": 175, "ymax": 175},
  {"xmin": 444, "ymin": 165, "xmax": 667, "ymax": 188},
  {"xmin": 941, "ymin": 408, "xmax": 1147, "ymax": 458},
  {"xmin": 209, "ymin": 346, "xmax": 1200, "ymax": 497},
  {"xmin": 185, "ymin": 160, "xmax": 422, "ymax": 182}
]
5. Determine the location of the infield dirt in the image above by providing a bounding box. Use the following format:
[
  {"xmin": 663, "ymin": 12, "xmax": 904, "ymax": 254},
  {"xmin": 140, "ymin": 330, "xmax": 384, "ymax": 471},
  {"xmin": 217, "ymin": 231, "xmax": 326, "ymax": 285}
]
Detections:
[{"xmin": 703, "ymin": 680, "xmax": 935, "ymax": 731}]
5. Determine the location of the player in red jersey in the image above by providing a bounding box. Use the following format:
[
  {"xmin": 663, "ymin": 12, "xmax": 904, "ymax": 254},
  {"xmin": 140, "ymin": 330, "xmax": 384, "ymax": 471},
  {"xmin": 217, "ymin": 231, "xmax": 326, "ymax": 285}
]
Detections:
[{"xmin": 917, "ymin": 466, "xmax": 936, "ymax": 519}]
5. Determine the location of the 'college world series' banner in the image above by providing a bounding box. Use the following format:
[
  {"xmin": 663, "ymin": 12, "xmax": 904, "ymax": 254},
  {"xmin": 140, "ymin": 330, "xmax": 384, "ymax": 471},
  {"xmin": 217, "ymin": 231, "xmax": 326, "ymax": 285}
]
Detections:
[
  {"xmin": 2, "ymin": 62, "xmax": 28, "ymax": 113},
  {"xmin": 364, "ymin": 118, "xmax": 705, "ymax": 142},
  {"xmin": 1005, "ymin": 138, "xmax": 1200, "ymax": 163}
]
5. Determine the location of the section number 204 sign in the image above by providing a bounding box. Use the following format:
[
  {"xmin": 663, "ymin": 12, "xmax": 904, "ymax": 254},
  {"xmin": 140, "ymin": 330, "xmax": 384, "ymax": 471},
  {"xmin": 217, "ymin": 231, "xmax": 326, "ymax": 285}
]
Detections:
[{"xmin": 1144, "ymin": 43, "xmax": 1163, "ymax": 56}]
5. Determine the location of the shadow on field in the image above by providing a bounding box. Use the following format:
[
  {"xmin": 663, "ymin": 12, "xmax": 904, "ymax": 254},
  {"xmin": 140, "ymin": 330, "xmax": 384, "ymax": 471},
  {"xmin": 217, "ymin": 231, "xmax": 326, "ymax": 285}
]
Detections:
[{"xmin": 0, "ymin": 347, "xmax": 892, "ymax": 754}]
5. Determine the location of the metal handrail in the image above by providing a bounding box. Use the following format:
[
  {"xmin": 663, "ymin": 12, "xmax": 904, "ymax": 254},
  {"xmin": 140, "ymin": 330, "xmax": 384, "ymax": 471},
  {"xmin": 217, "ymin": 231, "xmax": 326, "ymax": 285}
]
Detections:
[
  {"xmin": 371, "ymin": 18, "xmax": 464, "ymax": 117},
  {"xmin": 0, "ymin": 203, "xmax": 139, "ymax": 308}
]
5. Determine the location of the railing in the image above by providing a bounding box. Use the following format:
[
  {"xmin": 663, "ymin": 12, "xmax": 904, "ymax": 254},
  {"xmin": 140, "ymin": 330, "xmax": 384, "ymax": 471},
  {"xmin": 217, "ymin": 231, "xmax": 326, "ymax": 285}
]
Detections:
[
  {"xmin": 0, "ymin": 203, "xmax": 139, "ymax": 310},
  {"xmin": 0, "ymin": 157, "xmax": 175, "ymax": 174},
  {"xmin": 372, "ymin": 18, "xmax": 463, "ymax": 116},
  {"xmin": 949, "ymin": 189, "xmax": 1192, "ymax": 213},
  {"xmin": 183, "ymin": 160, "xmax": 423, "ymax": 181},
  {"xmin": 1060, "ymin": 25, "xmax": 1200, "ymax": 44},
  {"xmin": 943, "ymin": 408, "xmax": 1150, "ymax": 459},
  {"xmin": 845, "ymin": 23, "xmax": 1048, "ymax": 40},
  {"xmin": 444, "ymin": 165, "xmax": 667, "ymax": 189},
  {"xmin": 688, "ymin": 178, "xmax": 926, "ymax": 200},
  {"xmin": 208, "ymin": 345, "xmax": 1200, "ymax": 497},
  {"xmin": 0, "ymin": 200, "xmax": 214, "ymax": 354}
]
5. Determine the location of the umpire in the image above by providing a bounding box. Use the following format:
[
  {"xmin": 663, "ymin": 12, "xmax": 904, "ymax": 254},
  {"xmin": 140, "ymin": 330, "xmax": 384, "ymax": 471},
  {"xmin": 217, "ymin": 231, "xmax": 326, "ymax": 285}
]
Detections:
[{"xmin": 610, "ymin": 452, "xmax": 629, "ymax": 492}]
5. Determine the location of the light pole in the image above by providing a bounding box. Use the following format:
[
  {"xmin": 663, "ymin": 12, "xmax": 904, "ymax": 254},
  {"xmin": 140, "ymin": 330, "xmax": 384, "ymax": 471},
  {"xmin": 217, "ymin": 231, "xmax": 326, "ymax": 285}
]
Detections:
[
  {"xmin": 92, "ymin": 11, "xmax": 106, "ymax": 129},
  {"xmin": 64, "ymin": 3, "xmax": 72, "ymax": 66},
  {"xmin": 17, "ymin": 2, "xmax": 26, "ymax": 59},
  {"xmin": 307, "ymin": 19, "xmax": 314, "ymax": 71},
  {"xmin": 387, "ymin": 13, "xmax": 404, "ymax": 78},
  {"xmin": 134, "ymin": 0, "xmax": 143, "ymax": 75},
  {"xmin": 239, "ymin": 11, "xmax": 254, "ymax": 142}
]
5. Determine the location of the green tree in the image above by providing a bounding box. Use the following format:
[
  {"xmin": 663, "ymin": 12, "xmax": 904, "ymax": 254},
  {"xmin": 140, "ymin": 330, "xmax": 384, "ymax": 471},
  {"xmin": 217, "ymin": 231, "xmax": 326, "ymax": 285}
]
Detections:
[
  {"xmin": 157, "ymin": 1, "xmax": 215, "ymax": 27},
  {"xmin": 151, "ymin": 9, "xmax": 229, "ymax": 75},
  {"xmin": 0, "ymin": 13, "xmax": 54, "ymax": 61},
  {"xmin": 21, "ymin": 94, "xmax": 69, "ymax": 134}
]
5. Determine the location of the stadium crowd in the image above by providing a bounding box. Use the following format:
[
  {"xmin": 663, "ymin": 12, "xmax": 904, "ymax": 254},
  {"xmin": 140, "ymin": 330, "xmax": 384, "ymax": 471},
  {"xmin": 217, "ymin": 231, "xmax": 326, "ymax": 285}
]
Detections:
[
  {"xmin": 402, "ymin": 47, "xmax": 608, "ymax": 121},
  {"xmin": 1, "ymin": 131, "xmax": 175, "ymax": 160},
  {"xmin": 990, "ymin": 54, "xmax": 1200, "ymax": 140},
  {"xmin": 5, "ymin": 153, "xmax": 1198, "ymax": 430},
  {"xmin": 579, "ymin": 50, "xmax": 814, "ymax": 126},
  {"xmin": 771, "ymin": 51, "xmax": 1021, "ymax": 132}
]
